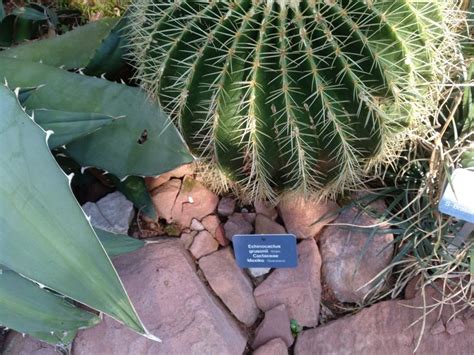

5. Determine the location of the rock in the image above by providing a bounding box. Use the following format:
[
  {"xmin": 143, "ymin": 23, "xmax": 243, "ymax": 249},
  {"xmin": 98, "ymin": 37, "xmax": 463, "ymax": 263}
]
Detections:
[
  {"xmin": 171, "ymin": 176, "xmax": 219, "ymax": 228},
  {"xmin": 446, "ymin": 318, "xmax": 465, "ymax": 335},
  {"xmin": 278, "ymin": 192, "xmax": 338, "ymax": 239},
  {"xmin": 3, "ymin": 333, "xmax": 59, "ymax": 355},
  {"xmin": 201, "ymin": 215, "xmax": 228, "ymax": 246},
  {"xmin": 252, "ymin": 305, "xmax": 293, "ymax": 349},
  {"xmin": 189, "ymin": 230, "xmax": 219, "ymax": 259},
  {"xmin": 190, "ymin": 218, "xmax": 205, "ymax": 231},
  {"xmin": 254, "ymin": 239, "xmax": 322, "ymax": 327},
  {"xmin": 217, "ymin": 197, "xmax": 236, "ymax": 217},
  {"xmin": 145, "ymin": 164, "xmax": 194, "ymax": 191},
  {"xmin": 248, "ymin": 268, "xmax": 271, "ymax": 278},
  {"xmin": 150, "ymin": 179, "xmax": 182, "ymax": 223},
  {"xmin": 73, "ymin": 242, "xmax": 247, "ymax": 355},
  {"xmin": 255, "ymin": 214, "xmax": 286, "ymax": 234},
  {"xmin": 240, "ymin": 212, "xmax": 256, "ymax": 224},
  {"xmin": 254, "ymin": 338, "xmax": 288, "ymax": 355},
  {"xmin": 199, "ymin": 248, "xmax": 259, "ymax": 326},
  {"xmin": 430, "ymin": 320, "xmax": 445, "ymax": 335},
  {"xmin": 294, "ymin": 285, "xmax": 474, "ymax": 355},
  {"xmin": 180, "ymin": 230, "xmax": 197, "ymax": 249},
  {"xmin": 82, "ymin": 191, "xmax": 134, "ymax": 234},
  {"xmin": 318, "ymin": 205, "xmax": 394, "ymax": 304},
  {"xmin": 254, "ymin": 201, "xmax": 278, "ymax": 221},
  {"xmin": 224, "ymin": 214, "xmax": 253, "ymax": 241}
]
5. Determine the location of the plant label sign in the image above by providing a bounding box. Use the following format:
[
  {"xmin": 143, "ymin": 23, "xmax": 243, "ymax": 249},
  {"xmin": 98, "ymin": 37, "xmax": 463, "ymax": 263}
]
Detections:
[
  {"xmin": 232, "ymin": 234, "xmax": 297, "ymax": 268},
  {"xmin": 439, "ymin": 169, "xmax": 474, "ymax": 223}
]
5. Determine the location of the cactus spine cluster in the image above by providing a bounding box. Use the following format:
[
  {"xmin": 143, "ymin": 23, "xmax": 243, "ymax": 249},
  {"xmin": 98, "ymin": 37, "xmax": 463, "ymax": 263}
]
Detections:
[{"xmin": 127, "ymin": 0, "xmax": 463, "ymax": 201}]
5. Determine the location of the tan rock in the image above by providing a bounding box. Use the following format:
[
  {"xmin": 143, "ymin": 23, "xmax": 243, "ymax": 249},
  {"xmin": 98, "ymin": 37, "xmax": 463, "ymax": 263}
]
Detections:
[
  {"xmin": 189, "ymin": 230, "xmax": 219, "ymax": 259},
  {"xmin": 252, "ymin": 305, "xmax": 293, "ymax": 349},
  {"xmin": 254, "ymin": 338, "xmax": 288, "ymax": 355},
  {"xmin": 171, "ymin": 176, "xmax": 219, "ymax": 228},
  {"xmin": 278, "ymin": 193, "xmax": 338, "ymax": 239},
  {"xmin": 255, "ymin": 214, "xmax": 286, "ymax": 234},
  {"xmin": 319, "ymin": 205, "xmax": 394, "ymax": 304},
  {"xmin": 73, "ymin": 242, "xmax": 247, "ymax": 355},
  {"xmin": 180, "ymin": 230, "xmax": 197, "ymax": 249},
  {"xmin": 254, "ymin": 239, "xmax": 322, "ymax": 327},
  {"xmin": 201, "ymin": 214, "xmax": 228, "ymax": 246},
  {"xmin": 254, "ymin": 200, "xmax": 278, "ymax": 221},
  {"xmin": 295, "ymin": 285, "xmax": 474, "ymax": 355},
  {"xmin": 199, "ymin": 248, "xmax": 259, "ymax": 326},
  {"xmin": 150, "ymin": 179, "xmax": 181, "ymax": 223},
  {"xmin": 145, "ymin": 164, "xmax": 194, "ymax": 191},
  {"xmin": 3, "ymin": 333, "xmax": 60, "ymax": 355}
]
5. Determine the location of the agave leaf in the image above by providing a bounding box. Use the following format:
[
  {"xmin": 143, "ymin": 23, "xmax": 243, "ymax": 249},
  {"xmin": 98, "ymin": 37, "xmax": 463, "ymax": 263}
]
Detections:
[
  {"xmin": 18, "ymin": 86, "xmax": 41, "ymax": 105},
  {"xmin": 0, "ymin": 57, "xmax": 193, "ymax": 178},
  {"xmin": 0, "ymin": 268, "xmax": 100, "ymax": 345},
  {"xmin": 31, "ymin": 109, "xmax": 118, "ymax": 149},
  {"xmin": 109, "ymin": 175, "xmax": 157, "ymax": 220},
  {"xmin": 0, "ymin": 3, "xmax": 5, "ymax": 21},
  {"xmin": 0, "ymin": 18, "xmax": 118, "ymax": 69},
  {"xmin": 0, "ymin": 85, "xmax": 156, "ymax": 338},
  {"xmin": 12, "ymin": 6, "xmax": 48, "ymax": 21},
  {"xmin": 84, "ymin": 15, "xmax": 128, "ymax": 77},
  {"xmin": 94, "ymin": 228, "xmax": 145, "ymax": 258},
  {"xmin": 0, "ymin": 15, "xmax": 15, "ymax": 47}
]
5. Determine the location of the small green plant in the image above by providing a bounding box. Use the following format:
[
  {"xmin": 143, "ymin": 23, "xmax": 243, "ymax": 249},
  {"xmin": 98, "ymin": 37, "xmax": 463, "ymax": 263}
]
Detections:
[{"xmin": 127, "ymin": 0, "xmax": 465, "ymax": 201}]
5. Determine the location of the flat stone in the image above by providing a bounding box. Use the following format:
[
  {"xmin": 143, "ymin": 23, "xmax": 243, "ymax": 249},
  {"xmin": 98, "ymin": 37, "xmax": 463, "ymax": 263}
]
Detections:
[
  {"xmin": 254, "ymin": 201, "xmax": 278, "ymax": 221},
  {"xmin": 217, "ymin": 197, "xmax": 236, "ymax": 217},
  {"xmin": 430, "ymin": 320, "xmax": 445, "ymax": 335},
  {"xmin": 446, "ymin": 318, "xmax": 465, "ymax": 335},
  {"xmin": 252, "ymin": 305, "xmax": 293, "ymax": 349},
  {"xmin": 82, "ymin": 191, "xmax": 134, "ymax": 234},
  {"xmin": 248, "ymin": 268, "xmax": 271, "ymax": 278},
  {"xmin": 224, "ymin": 213, "xmax": 253, "ymax": 241},
  {"xmin": 255, "ymin": 214, "xmax": 286, "ymax": 234},
  {"xmin": 73, "ymin": 242, "xmax": 247, "ymax": 355},
  {"xmin": 254, "ymin": 239, "xmax": 322, "ymax": 327},
  {"xmin": 150, "ymin": 179, "xmax": 181, "ymax": 223},
  {"xmin": 254, "ymin": 338, "xmax": 288, "ymax": 355},
  {"xmin": 199, "ymin": 248, "xmax": 259, "ymax": 326},
  {"xmin": 3, "ymin": 333, "xmax": 60, "ymax": 355},
  {"xmin": 278, "ymin": 192, "xmax": 338, "ymax": 239},
  {"xmin": 295, "ymin": 285, "xmax": 474, "ymax": 355},
  {"xmin": 319, "ymin": 204, "xmax": 394, "ymax": 304},
  {"xmin": 145, "ymin": 164, "xmax": 194, "ymax": 191},
  {"xmin": 171, "ymin": 176, "xmax": 219, "ymax": 228},
  {"xmin": 189, "ymin": 230, "xmax": 219, "ymax": 259},
  {"xmin": 240, "ymin": 212, "xmax": 256, "ymax": 224},
  {"xmin": 201, "ymin": 214, "xmax": 228, "ymax": 246}
]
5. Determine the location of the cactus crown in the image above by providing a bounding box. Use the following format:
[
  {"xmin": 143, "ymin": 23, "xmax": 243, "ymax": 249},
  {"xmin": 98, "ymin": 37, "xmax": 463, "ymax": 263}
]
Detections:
[{"xmin": 127, "ymin": 0, "xmax": 463, "ymax": 201}]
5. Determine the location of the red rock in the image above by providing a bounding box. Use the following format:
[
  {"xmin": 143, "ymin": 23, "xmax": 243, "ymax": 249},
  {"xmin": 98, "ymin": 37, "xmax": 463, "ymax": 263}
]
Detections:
[
  {"xmin": 446, "ymin": 318, "xmax": 465, "ymax": 335},
  {"xmin": 201, "ymin": 214, "xmax": 228, "ymax": 246},
  {"xmin": 189, "ymin": 230, "xmax": 218, "ymax": 259},
  {"xmin": 278, "ymin": 192, "xmax": 338, "ymax": 239},
  {"xmin": 145, "ymin": 164, "xmax": 194, "ymax": 191},
  {"xmin": 170, "ymin": 176, "xmax": 219, "ymax": 228},
  {"xmin": 252, "ymin": 305, "xmax": 293, "ymax": 349},
  {"xmin": 3, "ymin": 333, "xmax": 59, "ymax": 355},
  {"xmin": 217, "ymin": 197, "xmax": 236, "ymax": 216},
  {"xmin": 254, "ymin": 338, "xmax": 288, "ymax": 355},
  {"xmin": 255, "ymin": 214, "xmax": 286, "ymax": 234},
  {"xmin": 254, "ymin": 239, "xmax": 322, "ymax": 327},
  {"xmin": 430, "ymin": 320, "xmax": 445, "ymax": 335},
  {"xmin": 199, "ymin": 248, "xmax": 259, "ymax": 326},
  {"xmin": 254, "ymin": 201, "xmax": 278, "ymax": 221},
  {"xmin": 150, "ymin": 179, "xmax": 181, "ymax": 223},
  {"xmin": 73, "ymin": 242, "xmax": 247, "ymax": 355},
  {"xmin": 294, "ymin": 285, "xmax": 474, "ymax": 354},
  {"xmin": 224, "ymin": 213, "xmax": 253, "ymax": 241},
  {"xmin": 240, "ymin": 212, "xmax": 256, "ymax": 224},
  {"xmin": 319, "ymin": 204, "xmax": 394, "ymax": 304}
]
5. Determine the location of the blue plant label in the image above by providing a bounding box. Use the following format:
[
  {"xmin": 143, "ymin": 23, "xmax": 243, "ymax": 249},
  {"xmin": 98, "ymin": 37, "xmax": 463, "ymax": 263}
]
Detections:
[
  {"xmin": 439, "ymin": 169, "xmax": 474, "ymax": 223},
  {"xmin": 232, "ymin": 234, "xmax": 298, "ymax": 268}
]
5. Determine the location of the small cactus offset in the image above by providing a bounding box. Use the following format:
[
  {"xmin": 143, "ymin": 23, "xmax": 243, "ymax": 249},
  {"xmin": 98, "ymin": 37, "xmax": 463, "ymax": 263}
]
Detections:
[{"xmin": 127, "ymin": 0, "xmax": 464, "ymax": 201}]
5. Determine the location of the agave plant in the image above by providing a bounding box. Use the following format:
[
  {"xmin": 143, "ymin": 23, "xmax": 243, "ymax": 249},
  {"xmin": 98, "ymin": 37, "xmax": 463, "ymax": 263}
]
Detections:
[{"xmin": 127, "ymin": 0, "xmax": 465, "ymax": 201}]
